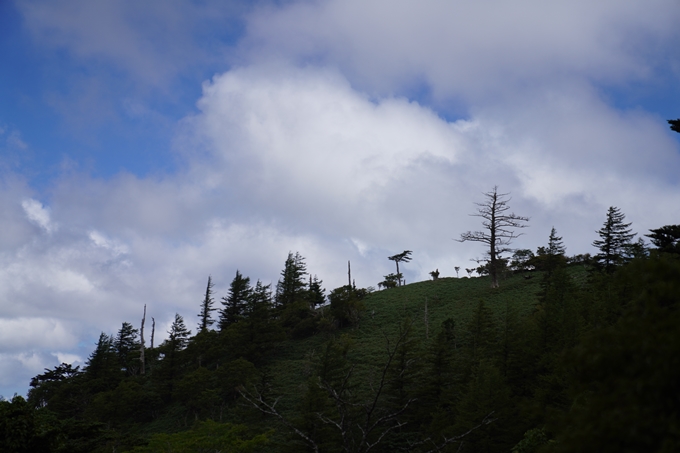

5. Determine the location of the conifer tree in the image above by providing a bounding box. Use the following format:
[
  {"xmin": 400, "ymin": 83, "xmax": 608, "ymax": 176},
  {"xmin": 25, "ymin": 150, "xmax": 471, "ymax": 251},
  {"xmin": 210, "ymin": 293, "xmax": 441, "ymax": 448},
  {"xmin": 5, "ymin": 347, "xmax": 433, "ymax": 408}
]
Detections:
[
  {"xmin": 168, "ymin": 313, "xmax": 191, "ymax": 351},
  {"xmin": 84, "ymin": 333, "xmax": 121, "ymax": 392},
  {"xmin": 115, "ymin": 322, "xmax": 139, "ymax": 375},
  {"xmin": 646, "ymin": 225, "xmax": 680, "ymax": 255},
  {"xmin": 275, "ymin": 252, "xmax": 307, "ymax": 307},
  {"xmin": 306, "ymin": 275, "xmax": 326, "ymax": 309},
  {"xmin": 219, "ymin": 270, "xmax": 251, "ymax": 330},
  {"xmin": 198, "ymin": 276, "xmax": 215, "ymax": 332},
  {"xmin": 592, "ymin": 207, "xmax": 636, "ymax": 273},
  {"xmin": 238, "ymin": 280, "xmax": 284, "ymax": 364},
  {"xmin": 535, "ymin": 227, "xmax": 567, "ymax": 277}
]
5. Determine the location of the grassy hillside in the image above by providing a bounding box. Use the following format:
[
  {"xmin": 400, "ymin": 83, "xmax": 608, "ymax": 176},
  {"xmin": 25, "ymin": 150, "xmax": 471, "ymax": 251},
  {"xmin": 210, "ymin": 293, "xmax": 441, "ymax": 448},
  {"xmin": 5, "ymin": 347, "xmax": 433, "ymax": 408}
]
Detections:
[{"xmin": 265, "ymin": 272, "xmax": 545, "ymax": 411}]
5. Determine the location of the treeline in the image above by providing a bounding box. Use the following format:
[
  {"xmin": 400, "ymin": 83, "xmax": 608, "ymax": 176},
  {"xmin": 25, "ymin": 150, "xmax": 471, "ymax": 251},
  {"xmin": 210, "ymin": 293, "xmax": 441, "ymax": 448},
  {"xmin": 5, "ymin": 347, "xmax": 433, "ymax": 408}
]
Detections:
[
  {"xmin": 1, "ymin": 214, "xmax": 680, "ymax": 452},
  {"xmin": 0, "ymin": 251, "xmax": 368, "ymax": 452}
]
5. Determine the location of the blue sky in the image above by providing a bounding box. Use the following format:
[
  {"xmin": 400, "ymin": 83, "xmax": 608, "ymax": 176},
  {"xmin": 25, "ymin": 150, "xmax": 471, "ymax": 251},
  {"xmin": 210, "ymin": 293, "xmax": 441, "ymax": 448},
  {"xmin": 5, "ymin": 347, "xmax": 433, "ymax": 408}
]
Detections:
[{"xmin": 1, "ymin": 0, "xmax": 679, "ymax": 398}]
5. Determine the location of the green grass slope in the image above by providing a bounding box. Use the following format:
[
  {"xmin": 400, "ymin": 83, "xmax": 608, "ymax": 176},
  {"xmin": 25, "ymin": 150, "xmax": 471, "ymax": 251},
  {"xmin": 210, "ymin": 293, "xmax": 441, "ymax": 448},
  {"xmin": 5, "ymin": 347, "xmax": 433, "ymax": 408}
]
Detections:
[{"xmin": 265, "ymin": 272, "xmax": 545, "ymax": 410}]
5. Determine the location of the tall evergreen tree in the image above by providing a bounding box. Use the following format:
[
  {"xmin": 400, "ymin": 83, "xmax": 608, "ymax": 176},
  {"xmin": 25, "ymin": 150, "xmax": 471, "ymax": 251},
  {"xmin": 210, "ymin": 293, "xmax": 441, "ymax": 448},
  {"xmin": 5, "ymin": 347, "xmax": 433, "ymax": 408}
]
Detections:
[
  {"xmin": 155, "ymin": 314, "xmax": 192, "ymax": 400},
  {"xmin": 84, "ymin": 333, "xmax": 121, "ymax": 393},
  {"xmin": 237, "ymin": 280, "xmax": 284, "ymax": 364},
  {"xmin": 275, "ymin": 251, "xmax": 307, "ymax": 307},
  {"xmin": 114, "ymin": 322, "xmax": 139, "ymax": 375},
  {"xmin": 592, "ymin": 207, "xmax": 636, "ymax": 273},
  {"xmin": 168, "ymin": 313, "xmax": 191, "ymax": 351},
  {"xmin": 219, "ymin": 270, "xmax": 252, "ymax": 330},
  {"xmin": 198, "ymin": 276, "xmax": 215, "ymax": 332},
  {"xmin": 535, "ymin": 227, "xmax": 567, "ymax": 277},
  {"xmin": 306, "ymin": 274, "xmax": 326, "ymax": 309}
]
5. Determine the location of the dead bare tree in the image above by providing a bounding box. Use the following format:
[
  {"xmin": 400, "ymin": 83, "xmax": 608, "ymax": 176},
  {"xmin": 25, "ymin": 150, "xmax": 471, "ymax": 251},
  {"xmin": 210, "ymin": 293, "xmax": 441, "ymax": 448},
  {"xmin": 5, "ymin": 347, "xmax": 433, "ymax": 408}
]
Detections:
[
  {"xmin": 139, "ymin": 304, "xmax": 146, "ymax": 375},
  {"xmin": 458, "ymin": 186, "xmax": 528, "ymax": 288},
  {"xmin": 150, "ymin": 317, "xmax": 155, "ymax": 349}
]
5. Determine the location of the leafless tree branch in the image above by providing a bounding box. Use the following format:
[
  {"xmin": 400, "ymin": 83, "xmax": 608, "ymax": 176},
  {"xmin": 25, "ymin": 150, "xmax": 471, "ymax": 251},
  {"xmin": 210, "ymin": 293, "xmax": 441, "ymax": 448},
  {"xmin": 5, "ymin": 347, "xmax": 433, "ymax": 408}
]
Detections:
[{"xmin": 457, "ymin": 186, "xmax": 529, "ymax": 287}]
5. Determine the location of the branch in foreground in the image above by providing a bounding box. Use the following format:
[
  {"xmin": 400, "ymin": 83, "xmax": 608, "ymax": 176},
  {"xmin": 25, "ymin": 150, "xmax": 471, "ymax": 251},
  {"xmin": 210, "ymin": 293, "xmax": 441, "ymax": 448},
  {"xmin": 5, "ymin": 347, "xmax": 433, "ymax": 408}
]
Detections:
[
  {"xmin": 415, "ymin": 411, "xmax": 497, "ymax": 453},
  {"xmin": 237, "ymin": 385, "xmax": 320, "ymax": 453}
]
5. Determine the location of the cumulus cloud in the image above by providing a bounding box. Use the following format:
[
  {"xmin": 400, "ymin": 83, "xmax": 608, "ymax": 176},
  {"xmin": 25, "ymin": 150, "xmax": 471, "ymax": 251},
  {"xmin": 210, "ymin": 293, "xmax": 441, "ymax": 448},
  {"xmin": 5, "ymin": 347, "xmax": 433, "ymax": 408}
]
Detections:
[
  {"xmin": 0, "ymin": 318, "xmax": 77, "ymax": 353},
  {"xmin": 22, "ymin": 199, "xmax": 56, "ymax": 234},
  {"xmin": 241, "ymin": 0, "xmax": 680, "ymax": 103}
]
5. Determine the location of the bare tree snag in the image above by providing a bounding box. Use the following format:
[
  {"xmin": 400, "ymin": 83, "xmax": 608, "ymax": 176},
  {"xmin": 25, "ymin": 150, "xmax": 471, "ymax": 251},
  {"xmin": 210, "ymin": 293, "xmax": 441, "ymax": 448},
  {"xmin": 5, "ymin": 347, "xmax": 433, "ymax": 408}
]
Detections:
[
  {"xmin": 458, "ymin": 186, "xmax": 529, "ymax": 288},
  {"xmin": 348, "ymin": 260, "xmax": 352, "ymax": 287},
  {"xmin": 150, "ymin": 317, "xmax": 155, "ymax": 350},
  {"xmin": 139, "ymin": 304, "xmax": 146, "ymax": 375}
]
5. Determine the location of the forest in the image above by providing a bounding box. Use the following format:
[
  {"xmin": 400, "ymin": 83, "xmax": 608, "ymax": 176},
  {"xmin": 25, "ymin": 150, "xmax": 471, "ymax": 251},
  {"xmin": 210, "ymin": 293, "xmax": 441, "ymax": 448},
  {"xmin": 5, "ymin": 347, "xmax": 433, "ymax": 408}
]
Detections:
[{"xmin": 1, "ymin": 200, "xmax": 679, "ymax": 452}]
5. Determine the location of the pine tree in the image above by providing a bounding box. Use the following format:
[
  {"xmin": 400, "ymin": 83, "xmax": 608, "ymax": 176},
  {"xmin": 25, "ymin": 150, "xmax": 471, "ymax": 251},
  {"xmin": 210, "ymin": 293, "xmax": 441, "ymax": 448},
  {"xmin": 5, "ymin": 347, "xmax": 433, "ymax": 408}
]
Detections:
[
  {"xmin": 306, "ymin": 275, "xmax": 326, "ymax": 309},
  {"xmin": 156, "ymin": 314, "xmax": 192, "ymax": 400},
  {"xmin": 535, "ymin": 227, "xmax": 567, "ymax": 276},
  {"xmin": 219, "ymin": 270, "xmax": 252, "ymax": 330},
  {"xmin": 84, "ymin": 333, "xmax": 121, "ymax": 393},
  {"xmin": 275, "ymin": 252, "xmax": 307, "ymax": 307},
  {"xmin": 238, "ymin": 280, "xmax": 284, "ymax": 364},
  {"xmin": 115, "ymin": 322, "xmax": 139, "ymax": 375},
  {"xmin": 592, "ymin": 207, "xmax": 636, "ymax": 273},
  {"xmin": 198, "ymin": 276, "xmax": 215, "ymax": 332}
]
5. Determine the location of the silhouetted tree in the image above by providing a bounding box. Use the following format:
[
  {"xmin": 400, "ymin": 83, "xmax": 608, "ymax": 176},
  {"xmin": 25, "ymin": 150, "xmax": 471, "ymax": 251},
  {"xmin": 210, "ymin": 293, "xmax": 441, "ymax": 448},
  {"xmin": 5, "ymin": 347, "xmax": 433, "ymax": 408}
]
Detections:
[
  {"xmin": 198, "ymin": 276, "xmax": 215, "ymax": 332},
  {"xmin": 306, "ymin": 275, "xmax": 326, "ymax": 309},
  {"xmin": 646, "ymin": 225, "xmax": 680, "ymax": 255},
  {"xmin": 388, "ymin": 250, "xmax": 412, "ymax": 286},
  {"xmin": 219, "ymin": 270, "xmax": 251, "ymax": 330},
  {"xmin": 114, "ymin": 322, "xmax": 139, "ymax": 376},
  {"xmin": 275, "ymin": 252, "xmax": 308, "ymax": 307},
  {"xmin": 592, "ymin": 207, "xmax": 636, "ymax": 273},
  {"xmin": 668, "ymin": 118, "xmax": 680, "ymax": 133},
  {"xmin": 458, "ymin": 186, "xmax": 529, "ymax": 288},
  {"xmin": 84, "ymin": 333, "xmax": 121, "ymax": 393},
  {"xmin": 168, "ymin": 313, "xmax": 191, "ymax": 352},
  {"xmin": 533, "ymin": 227, "xmax": 566, "ymax": 276}
]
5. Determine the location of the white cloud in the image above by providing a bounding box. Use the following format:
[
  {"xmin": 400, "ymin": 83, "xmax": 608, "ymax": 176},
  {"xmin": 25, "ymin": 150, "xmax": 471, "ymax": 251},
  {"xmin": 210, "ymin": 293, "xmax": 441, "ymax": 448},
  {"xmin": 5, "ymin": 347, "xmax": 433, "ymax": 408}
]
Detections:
[
  {"xmin": 21, "ymin": 199, "xmax": 56, "ymax": 234},
  {"xmin": 0, "ymin": 318, "xmax": 77, "ymax": 353},
  {"xmin": 18, "ymin": 0, "xmax": 246, "ymax": 87},
  {"xmin": 241, "ymin": 0, "xmax": 680, "ymax": 103}
]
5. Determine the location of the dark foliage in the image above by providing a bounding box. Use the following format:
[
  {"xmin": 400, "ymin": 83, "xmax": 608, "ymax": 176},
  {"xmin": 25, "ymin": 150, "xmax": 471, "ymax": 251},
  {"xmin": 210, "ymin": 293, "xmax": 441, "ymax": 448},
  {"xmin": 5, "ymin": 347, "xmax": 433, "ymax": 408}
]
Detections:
[
  {"xmin": 592, "ymin": 206, "xmax": 636, "ymax": 273},
  {"xmin": 12, "ymin": 226, "xmax": 680, "ymax": 452}
]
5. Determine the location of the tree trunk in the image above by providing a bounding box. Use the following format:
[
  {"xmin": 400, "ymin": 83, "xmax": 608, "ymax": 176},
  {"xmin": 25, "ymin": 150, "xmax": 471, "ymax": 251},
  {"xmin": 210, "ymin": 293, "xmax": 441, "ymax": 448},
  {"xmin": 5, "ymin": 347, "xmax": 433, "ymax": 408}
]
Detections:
[{"xmin": 139, "ymin": 304, "xmax": 146, "ymax": 375}]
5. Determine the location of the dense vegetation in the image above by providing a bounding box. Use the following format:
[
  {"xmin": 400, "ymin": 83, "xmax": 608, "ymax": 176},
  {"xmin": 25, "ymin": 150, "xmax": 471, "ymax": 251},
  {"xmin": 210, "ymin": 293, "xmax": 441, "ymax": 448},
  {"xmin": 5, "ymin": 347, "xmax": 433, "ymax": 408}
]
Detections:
[{"xmin": 2, "ymin": 209, "xmax": 679, "ymax": 452}]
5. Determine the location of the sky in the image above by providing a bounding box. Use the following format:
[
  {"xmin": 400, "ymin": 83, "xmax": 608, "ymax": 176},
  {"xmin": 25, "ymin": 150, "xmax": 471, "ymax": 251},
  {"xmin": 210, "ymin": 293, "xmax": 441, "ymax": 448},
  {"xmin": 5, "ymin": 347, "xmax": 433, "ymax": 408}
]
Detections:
[{"xmin": 1, "ymin": 0, "xmax": 679, "ymax": 398}]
